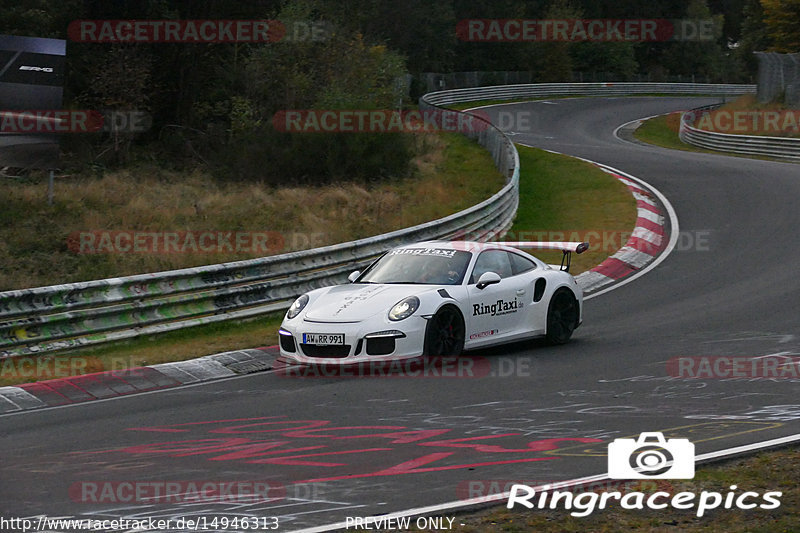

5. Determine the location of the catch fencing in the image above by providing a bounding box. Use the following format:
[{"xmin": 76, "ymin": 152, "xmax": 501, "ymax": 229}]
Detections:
[{"xmin": 755, "ymin": 52, "xmax": 800, "ymax": 107}]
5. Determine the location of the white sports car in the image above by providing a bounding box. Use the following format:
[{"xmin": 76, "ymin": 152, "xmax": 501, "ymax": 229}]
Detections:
[{"xmin": 278, "ymin": 240, "xmax": 587, "ymax": 364}]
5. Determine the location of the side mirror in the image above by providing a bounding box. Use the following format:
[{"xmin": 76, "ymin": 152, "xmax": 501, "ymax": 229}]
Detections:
[
  {"xmin": 476, "ymin": 271, "xmax": 501, "ymax": 290},
  {"xmin": 347, "ymin": 270, "xmax": 361, "ymax": 283}
]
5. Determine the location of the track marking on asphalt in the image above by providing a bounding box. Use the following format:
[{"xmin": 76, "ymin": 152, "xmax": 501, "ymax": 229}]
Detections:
[{"xmin": 289, "ymin": 432, "xmax": 800, "ymax": 533}]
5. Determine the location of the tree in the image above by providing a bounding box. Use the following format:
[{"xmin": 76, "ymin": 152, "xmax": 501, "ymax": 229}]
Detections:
[
  {"xmin": 761, "ymin": 0, "xmax": 800, "ymax": 52},
  {"xmin": 659, "ymin": 0, "xmax": 731, "ymax": 81},
  {"xmin": 734, "ymin": 0, "xmax": 769, "ymax": 78}
]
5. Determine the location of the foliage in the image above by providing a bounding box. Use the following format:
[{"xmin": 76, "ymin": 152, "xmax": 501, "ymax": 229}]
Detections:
[
  {"xmin": 761, "ymin": 0, "xmax": 800, "ymax": 52},
  {"xmin": 0, "ymin": 0, "xmax": 776, "ymax": 180}
]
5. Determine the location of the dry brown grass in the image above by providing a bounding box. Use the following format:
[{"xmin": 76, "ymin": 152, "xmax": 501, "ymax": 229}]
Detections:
[{"xmin": 0, "ymin": 132, "xmax": 505, "ymax": 290}]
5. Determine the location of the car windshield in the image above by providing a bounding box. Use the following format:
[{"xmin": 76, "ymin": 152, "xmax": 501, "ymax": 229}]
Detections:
[{"xmin": 359, "ymin": 247, "xmax": 472, "ymax": 285}]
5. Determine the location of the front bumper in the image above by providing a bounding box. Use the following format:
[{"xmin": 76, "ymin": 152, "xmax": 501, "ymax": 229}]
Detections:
[{"xmin": 278, "ymin": 316, "xmax": 427, "ymax": 365}]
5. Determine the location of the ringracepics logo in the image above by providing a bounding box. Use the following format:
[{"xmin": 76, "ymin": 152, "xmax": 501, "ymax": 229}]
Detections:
[
  {"xmin": 507, "ymin": 432, "xmax": 782, "ymax": 517},
  {"xmin": 608, "ymin": 432, "xmax": 694, "ymax": 479}
]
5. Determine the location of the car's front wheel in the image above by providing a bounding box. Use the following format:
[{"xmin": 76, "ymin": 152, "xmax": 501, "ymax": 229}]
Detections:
[
  {"xmin": 423, "ymin": 305, "xmax": 465, "ymax": 356},
  {"xmin": 545, "ymin": 288, "xmax": 579, "ymax": 345}
]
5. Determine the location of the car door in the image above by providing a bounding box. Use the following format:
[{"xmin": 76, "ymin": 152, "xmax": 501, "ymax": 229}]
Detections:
[{"xmin": 465, "ymin": 249, "xmax": 530, "ymax": 344}]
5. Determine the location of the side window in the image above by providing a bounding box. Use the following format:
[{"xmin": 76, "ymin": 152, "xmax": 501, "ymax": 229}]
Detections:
[
  {"xmin": 470, "ymin": 250, "xmax": 513, "ymax": 283},
  {"xmin": 509, "ymin": 252, "xmax": 537, "ymax": 275}
]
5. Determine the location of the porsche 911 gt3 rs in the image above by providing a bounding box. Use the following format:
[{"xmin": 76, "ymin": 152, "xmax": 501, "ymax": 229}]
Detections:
[{"xmin": 278, "ymin": 240, "xmax": 587, "ymax": 364}]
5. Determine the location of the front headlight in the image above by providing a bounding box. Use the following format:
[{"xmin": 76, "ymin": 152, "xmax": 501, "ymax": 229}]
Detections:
[
  {"xmin": 286, "ymin": 294, "xmax": 309, "ymax": 319},
  {"xmin": 388, "ymin": 296, "xmax": 420, "ymax": 321}
]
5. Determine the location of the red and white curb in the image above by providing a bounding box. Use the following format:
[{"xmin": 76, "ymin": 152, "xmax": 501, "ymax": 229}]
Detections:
[
  {"xmin": 0, "ymin": 157, "xmax": 674, "ymax": 413},
  {"xmin": 576, "ymin": 163, "xmax": 670, "ymax": 294},
  {"xmin": 0, "ymin": 347, "xmax": 280, "ymax": 414},
  {"xmin": 517, "ymin": 145, "xmax": 676, "ymax": 297}
]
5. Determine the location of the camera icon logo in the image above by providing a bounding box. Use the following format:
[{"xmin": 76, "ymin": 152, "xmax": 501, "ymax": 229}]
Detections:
[{"xmin": 608, "ymin": 432, "xmax": 695, "ymax": 479}]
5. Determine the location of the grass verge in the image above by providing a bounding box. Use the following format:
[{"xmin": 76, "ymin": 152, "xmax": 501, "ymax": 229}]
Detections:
[
  {"xmin": 633, "ymin": 95, "xmax": 797, "ymax": 161},
  {"xmin": 509, "ymin": 144, "xmax": 637, "ymax": 274},
  {"xmin": 0, "ymin": 133, "xmax": 503, "ymax": 291},
  {"xmin": 632, "ymin": 112, "xmax": 696, "ymax": 152},
  {"xmin": 633, "ymin": 113, "xmax": 792, "ymax": 163},
  {"xmin": 694, "ymin": 94, "xmax": 799, "ymax": 138}
]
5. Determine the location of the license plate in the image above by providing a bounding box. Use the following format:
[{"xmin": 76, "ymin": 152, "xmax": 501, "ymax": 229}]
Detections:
[{"xmin": 303, "ymin": 333, "xmax": 345, "ymax": 345}]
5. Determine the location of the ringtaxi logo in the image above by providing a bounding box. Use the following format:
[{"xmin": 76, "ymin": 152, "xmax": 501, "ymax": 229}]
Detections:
[{"xmin": 507, "ymin": 432, "xmax": 783, "ymax": 517}]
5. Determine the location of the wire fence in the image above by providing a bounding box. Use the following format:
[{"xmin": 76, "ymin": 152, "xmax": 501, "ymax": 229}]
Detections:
[{"xmin": 755, "ymin": 52, "xmax": 800, "ymax": 107}]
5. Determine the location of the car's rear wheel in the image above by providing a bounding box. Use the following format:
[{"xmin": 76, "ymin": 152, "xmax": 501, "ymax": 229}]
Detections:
[
  {"xmin": 546, "ymin": 288, "xmax": 579, "ymax": 345},
  {"xmin": 424, "ymin": 305, "xmax": 465, "ymax": 356}
]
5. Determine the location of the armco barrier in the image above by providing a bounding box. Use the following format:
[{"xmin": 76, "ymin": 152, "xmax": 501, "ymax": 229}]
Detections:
[
  {"xmin": 680, "ymin": 104, "xmax": 800, "ymax": 160},
  {"xmin": 421, "ymin": 82, "xmax": 754, "ymax": 107},
  {"xmin": 0, "ymin": 83, "xmax": 753, "ymax": 358},
  {"xmin": 1, "ymin": 115, "xmax": 518, "ymax": 358}
]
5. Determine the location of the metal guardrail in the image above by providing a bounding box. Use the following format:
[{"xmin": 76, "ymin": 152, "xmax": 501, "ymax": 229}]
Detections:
[
  {"xmin": 422, "ymin": 82, "xmax": 755, "ymax": 106},
  {"xmin": 0, "ymin": 82, "xmax": 755, "ymax": 358},
  {"xmin": 0, "ymin": 106, "xmax": 519, "ymax": 358},
  {"xmin": 680, "ymin": 105, "xmax": 800, "ymax": 160}
]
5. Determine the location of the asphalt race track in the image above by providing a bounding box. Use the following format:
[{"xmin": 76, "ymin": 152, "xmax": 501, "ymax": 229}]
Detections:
[{"xmin": 2, "ymin": 97, "xmax": 799, "ymax": 531}]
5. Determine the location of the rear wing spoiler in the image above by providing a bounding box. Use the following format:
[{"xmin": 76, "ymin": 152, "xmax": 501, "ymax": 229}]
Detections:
[{"xmin": 501, "ymin": 241, "xmax": 589, "ymax": 272}]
